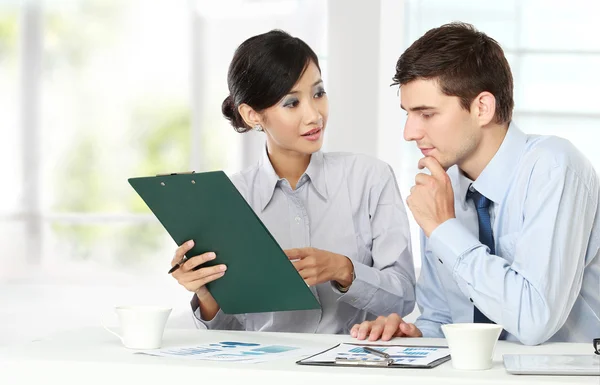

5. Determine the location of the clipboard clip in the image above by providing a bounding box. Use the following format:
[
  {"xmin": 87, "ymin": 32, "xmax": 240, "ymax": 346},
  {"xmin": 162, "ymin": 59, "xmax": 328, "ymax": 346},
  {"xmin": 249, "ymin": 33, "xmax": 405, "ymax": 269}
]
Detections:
[
  {"xmin": 334, "ymin": 357, "xmax": 394, "ymax": 366},
  {"xmin": 156, "ymin": 171, "xmax": 196, "ymax": 176}
]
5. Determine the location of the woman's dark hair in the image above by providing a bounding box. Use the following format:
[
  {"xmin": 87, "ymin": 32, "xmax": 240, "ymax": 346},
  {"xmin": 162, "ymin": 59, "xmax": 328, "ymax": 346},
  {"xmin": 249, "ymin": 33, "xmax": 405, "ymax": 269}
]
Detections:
[
  {"xmin": 393, "ymin": 22, "xmax": 514, "ymax": 125},
  {"xmin": 221, "ymin": 29, "xmax": 321, "ymax": 133}
]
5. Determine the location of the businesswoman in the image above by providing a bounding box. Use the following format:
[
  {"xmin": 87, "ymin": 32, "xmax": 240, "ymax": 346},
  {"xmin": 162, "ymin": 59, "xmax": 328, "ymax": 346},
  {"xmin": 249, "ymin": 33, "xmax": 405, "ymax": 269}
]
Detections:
[{"xmin": 171, "ymin": 30, "xmax": 415, "ymax": 334}]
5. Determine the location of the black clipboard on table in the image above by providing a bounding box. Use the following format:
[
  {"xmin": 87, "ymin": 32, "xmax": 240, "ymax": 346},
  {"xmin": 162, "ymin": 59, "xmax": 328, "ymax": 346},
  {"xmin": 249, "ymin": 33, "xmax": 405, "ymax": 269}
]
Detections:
[
  {"xmin": 128, "ymin": 171, "xmax": 320, "ymax": 314},
  {"xmin": 296, "ymin": 343, "xmax": 451, "ymax": 369}
]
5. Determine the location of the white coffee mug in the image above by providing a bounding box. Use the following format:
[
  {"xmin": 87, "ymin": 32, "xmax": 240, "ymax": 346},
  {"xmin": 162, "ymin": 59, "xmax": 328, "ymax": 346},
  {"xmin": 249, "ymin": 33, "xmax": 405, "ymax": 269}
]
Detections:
[
  {"xmin": 441, "ymin": 323, "xmax": 503, "ymax": 370},
  {"xmin": 103, "ymin": 305, "xmax": 172, "ymax": 350}
]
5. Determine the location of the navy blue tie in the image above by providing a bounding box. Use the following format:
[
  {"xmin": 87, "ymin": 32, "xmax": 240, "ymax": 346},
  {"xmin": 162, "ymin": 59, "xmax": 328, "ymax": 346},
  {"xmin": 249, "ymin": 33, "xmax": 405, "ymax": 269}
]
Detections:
[{"xmin": 467, "ymin": 187, "xmax": 496, "ymax": 324}]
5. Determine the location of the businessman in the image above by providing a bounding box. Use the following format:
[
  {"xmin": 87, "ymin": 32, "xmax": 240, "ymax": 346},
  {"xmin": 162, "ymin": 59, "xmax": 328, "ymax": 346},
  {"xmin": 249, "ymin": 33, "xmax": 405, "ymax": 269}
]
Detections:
[{"xmin": 352, "ymin": 22, "xmax": 600, "ymax": 345}]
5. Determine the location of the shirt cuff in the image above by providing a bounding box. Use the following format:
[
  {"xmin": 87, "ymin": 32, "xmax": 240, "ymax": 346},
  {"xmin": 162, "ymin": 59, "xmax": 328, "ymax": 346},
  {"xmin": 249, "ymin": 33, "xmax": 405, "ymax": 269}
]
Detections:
[
  {"xmin": 190, "ymin": 294, "xmax": 226, "ymax": 329},
  {"xmin": 193, "ymin": 306, "xmax": 234, "ymax": 329},
  {"xmin": 428, "ymin": 218, "xmax": 481, "ymax": 272},
  {"xmin": 333, "ymin": 261, "xmax": 380, "ymax": 309},
  {"xmin": 330, "ymin": 260, "xmax": 356, "ymax": 294},
  {"xmin": 414, "ymin": 319, "xmax": 444, "ymax": 338}
]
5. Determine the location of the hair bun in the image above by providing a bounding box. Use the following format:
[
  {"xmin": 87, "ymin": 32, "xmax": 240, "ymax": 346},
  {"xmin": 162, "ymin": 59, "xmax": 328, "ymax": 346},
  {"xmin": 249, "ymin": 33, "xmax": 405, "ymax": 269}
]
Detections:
[
  {"xmin": 221, "ymin": 95, "xmax": 249, "ymax": 132},
  {"xmin": 221, "ymin": 95, "xmax": 235, "ymax": 120}
]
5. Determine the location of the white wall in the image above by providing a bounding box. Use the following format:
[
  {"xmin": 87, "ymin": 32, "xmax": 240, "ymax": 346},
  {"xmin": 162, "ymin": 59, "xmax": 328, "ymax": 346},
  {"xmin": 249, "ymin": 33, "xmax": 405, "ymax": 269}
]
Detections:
[{"xmin": 325, "ymin": 0, "xmax": 381, "ymax": 156}]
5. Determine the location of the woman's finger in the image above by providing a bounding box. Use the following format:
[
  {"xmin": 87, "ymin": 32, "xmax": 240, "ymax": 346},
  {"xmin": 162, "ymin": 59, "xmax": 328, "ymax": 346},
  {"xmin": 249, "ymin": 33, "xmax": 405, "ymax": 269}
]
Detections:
[
  {"xmin": 181, "ymin": 252, "xmax": 216, "ymax": 272},
  {"xmin": 171, "ymin": 240, "xmax": 194, "ymax": 267}
]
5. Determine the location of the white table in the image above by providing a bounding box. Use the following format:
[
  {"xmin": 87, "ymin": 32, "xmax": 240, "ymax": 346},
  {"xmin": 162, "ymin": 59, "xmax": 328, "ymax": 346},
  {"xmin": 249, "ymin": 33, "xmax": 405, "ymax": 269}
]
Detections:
[{"xmin": 0, "ymin": 327, "xmax": 597, "ymax": 385}]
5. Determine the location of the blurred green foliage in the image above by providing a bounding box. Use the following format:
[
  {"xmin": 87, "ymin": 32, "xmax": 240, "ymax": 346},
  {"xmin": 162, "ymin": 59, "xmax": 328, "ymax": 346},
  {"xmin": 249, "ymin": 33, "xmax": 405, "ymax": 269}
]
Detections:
[
  {"xmin": 0, "ymin": 12, "xmax": 17, "ymax": 58},
  {"xmin": 43, "ymin": 0, "xmax": 192, "ymax": 267}
]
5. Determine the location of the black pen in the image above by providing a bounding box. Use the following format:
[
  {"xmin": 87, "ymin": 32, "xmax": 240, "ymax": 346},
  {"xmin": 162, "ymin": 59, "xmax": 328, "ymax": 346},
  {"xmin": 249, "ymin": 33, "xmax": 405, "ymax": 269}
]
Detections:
[
  {"xmin": 363, "ymin": 346, "xmax": 391, "ymax": 359},
  {"xmin": 168, "ymin": 256, "xmax": 188, "ymax": 274}
]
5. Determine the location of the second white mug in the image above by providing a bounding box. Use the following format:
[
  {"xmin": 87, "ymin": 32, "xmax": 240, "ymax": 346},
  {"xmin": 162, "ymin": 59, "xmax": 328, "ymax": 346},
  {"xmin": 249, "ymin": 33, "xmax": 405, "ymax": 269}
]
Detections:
[{"xmin": 441, "ymin": 323, "xmax": 503, "ymax": 370}]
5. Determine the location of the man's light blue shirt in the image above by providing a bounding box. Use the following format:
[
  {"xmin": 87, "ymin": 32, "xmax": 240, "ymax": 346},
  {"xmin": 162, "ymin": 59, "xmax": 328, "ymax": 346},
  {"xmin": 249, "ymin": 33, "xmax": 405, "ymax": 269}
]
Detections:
[
  {"xmin": 415, "ymin": 123, "xmax": 600, "ymax": 345},
  {"xmin": 193, "ymin": 150, "xmax": 416, "ymax": 333}
]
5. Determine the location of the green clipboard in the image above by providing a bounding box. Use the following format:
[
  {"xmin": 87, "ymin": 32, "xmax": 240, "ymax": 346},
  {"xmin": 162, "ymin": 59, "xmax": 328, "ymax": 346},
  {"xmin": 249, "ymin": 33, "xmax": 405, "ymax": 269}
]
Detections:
[{"xmin": 128, "ymin": 171, "xmax": 320, "ymax": 314}]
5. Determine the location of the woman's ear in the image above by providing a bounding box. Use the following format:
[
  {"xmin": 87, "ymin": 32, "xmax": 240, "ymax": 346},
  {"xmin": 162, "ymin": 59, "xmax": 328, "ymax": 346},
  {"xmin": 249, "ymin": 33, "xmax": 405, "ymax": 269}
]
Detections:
[
  {"xmin": 238, "ymin": 104, "xmax": 262, "ymax": 129},
  {"xmin": 473, "ymin": 91, "xmax": 496, "ymax": 126}
]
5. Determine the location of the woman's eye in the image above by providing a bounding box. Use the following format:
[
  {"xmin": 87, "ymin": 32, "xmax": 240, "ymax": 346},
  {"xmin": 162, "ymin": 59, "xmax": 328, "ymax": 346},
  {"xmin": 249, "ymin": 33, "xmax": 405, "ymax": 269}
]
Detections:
[
  {"xmin": 422, "ymin": 113, "xmax": 433, "ymax": 119},
  {"xmin": 314, "ymin": 90, "xmax": 326, "ymax": 98},
  {"xmin": 284, "ymin": 100, "xmax": 299, "ymax": 108}
]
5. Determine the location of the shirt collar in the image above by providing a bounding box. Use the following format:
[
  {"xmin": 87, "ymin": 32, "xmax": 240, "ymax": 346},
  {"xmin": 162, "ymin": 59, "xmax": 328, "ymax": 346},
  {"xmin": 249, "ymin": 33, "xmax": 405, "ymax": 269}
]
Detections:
[
  {"xmin": 458, "ymin": 122, "xmax": 528, "ymax": 208},
  {"xmin": 304, "ymin": 150, "xmax": 328, "ymax": 200},
  {"xmin": 257, "ymin": 147, "xmax": 280, "ymax": 212},
  {"xmin": 257, "ymin": 148, "xmax": 328, "ymax": 211}
]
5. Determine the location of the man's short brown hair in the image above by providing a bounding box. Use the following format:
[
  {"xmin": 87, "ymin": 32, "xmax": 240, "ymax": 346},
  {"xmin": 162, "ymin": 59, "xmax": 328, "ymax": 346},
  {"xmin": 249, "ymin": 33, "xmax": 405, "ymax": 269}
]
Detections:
[{"xmin": 394, "ymin": 22, "xmax": 514, "ymax": 124}]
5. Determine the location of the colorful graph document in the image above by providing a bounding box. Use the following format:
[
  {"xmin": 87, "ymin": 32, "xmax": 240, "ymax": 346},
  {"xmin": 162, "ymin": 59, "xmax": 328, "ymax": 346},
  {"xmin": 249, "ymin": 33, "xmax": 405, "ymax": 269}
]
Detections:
[
  {"xmin": 137, "ymin": 341, "xmax": 317, "ymax": 364},
  {"xmin": 297, "ymin": 343, "xmax": 451, "ymax": 368}
]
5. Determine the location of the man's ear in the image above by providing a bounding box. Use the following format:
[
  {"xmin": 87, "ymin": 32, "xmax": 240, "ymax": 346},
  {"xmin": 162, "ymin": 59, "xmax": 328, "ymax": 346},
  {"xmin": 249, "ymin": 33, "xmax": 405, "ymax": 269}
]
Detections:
[
  {"xmin": 472, "ymin": 91, "xmax": 496, "ymax": 126},
  {"xmin": 238, "ymin": 104, "xmax": 262, "ymax": 129}
]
